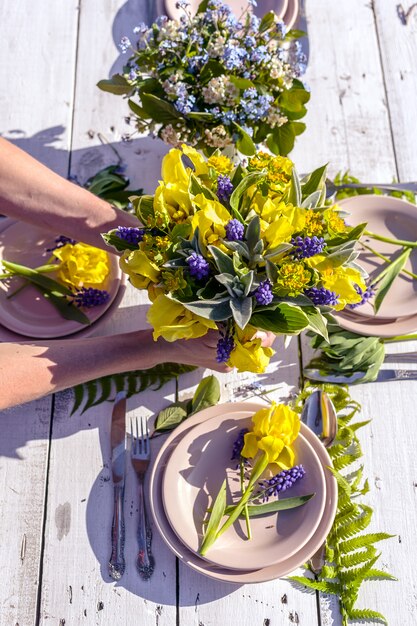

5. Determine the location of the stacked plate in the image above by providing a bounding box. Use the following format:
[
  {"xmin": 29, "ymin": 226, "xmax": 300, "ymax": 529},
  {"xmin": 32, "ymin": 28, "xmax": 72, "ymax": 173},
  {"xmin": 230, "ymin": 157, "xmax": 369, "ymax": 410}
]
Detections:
[
  {"xmin": 149, "ymin": 401, "xmax": 338, "ymax": 583},
  {"xmin": 334, "ymin": 195, "xmax": 417, "ymax": 337},
  {"xmin": 164, "ymin": 0, "xmax": 300, "ymax": 30},
  {"xmin": 0, "ymin": 218, "xmax": 125, "ymax": 340}
]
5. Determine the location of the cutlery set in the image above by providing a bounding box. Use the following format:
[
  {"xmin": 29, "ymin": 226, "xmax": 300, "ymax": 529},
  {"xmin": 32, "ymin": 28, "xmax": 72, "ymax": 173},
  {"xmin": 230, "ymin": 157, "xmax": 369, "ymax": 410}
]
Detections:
[{"xmin": 108, "ymin": 392, "xmax": 154, "ymax": 581}]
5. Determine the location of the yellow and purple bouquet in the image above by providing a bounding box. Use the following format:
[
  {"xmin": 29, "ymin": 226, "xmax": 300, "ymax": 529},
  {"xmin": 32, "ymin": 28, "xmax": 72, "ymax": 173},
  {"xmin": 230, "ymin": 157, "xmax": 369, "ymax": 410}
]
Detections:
[{"xmin": 104, "ymin": 145, "xmax": 367, "ymax": 373}]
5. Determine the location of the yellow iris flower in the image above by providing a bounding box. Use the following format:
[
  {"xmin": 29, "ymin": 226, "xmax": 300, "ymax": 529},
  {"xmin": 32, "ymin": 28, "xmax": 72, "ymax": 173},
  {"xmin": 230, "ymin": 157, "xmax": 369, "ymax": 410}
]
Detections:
[
  {"xmin": 147, "ymin": 294, "xmax": 217, "ymax": 341},
  {"xmin": 119, "ymin": 249, "xmax": 160, "ymax": 290},
  {"xmin": 307, "ymin": 255, "xmax": 366, "ymax": 309},
  {"xmin": 191, "ymin": 194, "xmax": 232, "ymax": 250},
  {"xmin": 228, "ymin": 325, "xmax": 275, "ymax": 373},
  {"xmin": 53, "ymin": 243, "xmax": 110, "ymax": 289},
  {"xmin": 241, "ymin": 402, "xmax": 300, "ymax": 468}
]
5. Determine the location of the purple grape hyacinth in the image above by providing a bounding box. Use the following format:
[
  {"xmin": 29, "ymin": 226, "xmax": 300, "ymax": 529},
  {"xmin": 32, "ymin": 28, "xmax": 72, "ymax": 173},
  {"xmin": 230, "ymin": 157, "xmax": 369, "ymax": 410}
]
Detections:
[
  {"xmin": 225, "ymin": 219, "xmax": 244, "ymax": 241},
  {"xmin": 216, "ymin": 333, "xmax": 234, "ymax": 363},
  {"xmin": 70, "ymin": 288, "xmax": 110, "ymax": 308},
  {"xmin": 348, "ymin": 283, "xmax": 376, "ymax": 309},
  {"xmin": 305, "ymin": 287, "xmax": 339, "ymax": 306},
  {"xmin": 258, "ymin": 465, "xmax": 306, "ymax": 501},
  {"xmin": 186, "ymin": 252, "xmax": 210, "ymax": 280},
  {"xmin": 115, "ymin": 226, "xmax": 145, "ymax": 246},
  {"xmin": 217, "ymin": 175, "xmax": 234, "ymax": 203},
  {"xmin": 46, "ymin": 235, "xmax": 76, "ymax": 252},
  {"xmin": 230, "ymin": 428, "xmax": 249, "ymax": 461},
  {"xmin": 254, "ymin": 279, "xmax": 274, "ymax": 305},
  {"xmin": 291, "ymin": 235, "xmax": 326, "ymax": 259}
]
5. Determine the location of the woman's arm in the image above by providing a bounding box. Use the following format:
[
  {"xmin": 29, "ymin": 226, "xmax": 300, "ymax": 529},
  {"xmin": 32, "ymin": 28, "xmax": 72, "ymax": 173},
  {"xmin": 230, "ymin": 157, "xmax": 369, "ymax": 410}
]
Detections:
[
  {"xmin": 0, "ymin": 329, "xmax": 233, "ymax": 410},
  {"xmin": 0, "ymin": 137, "xmax": 138, "ymax": 250}
]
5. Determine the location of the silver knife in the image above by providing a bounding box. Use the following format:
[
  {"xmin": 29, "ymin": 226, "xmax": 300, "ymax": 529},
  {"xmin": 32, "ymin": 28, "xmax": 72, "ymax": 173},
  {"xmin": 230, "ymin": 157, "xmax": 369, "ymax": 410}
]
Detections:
[
  {"xmin": 304, "ymin": 368, "xmax": 417, "ymax": 384},
  {"xmin": 108, "ymin": 391, "xmax": 127, "ymax": 580}
]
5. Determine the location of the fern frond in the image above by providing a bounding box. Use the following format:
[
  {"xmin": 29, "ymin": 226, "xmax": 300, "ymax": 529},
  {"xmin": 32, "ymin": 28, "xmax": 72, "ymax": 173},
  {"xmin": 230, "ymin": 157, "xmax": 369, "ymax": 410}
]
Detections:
[
  {"xmin": 328, "ymin": 467, "xmax": 352, "ymax": 496},
  {"xmin": 289, "ymin": 576, "xmax": 341, "ymax": 595},
  {"xmin": 340, "ymin": 533, "xmax": 395, "ymax": 554},
  {"xmin": 339, "ymin": 547, "xmax": 378, "ymax": 569},
  {"xmin": 333, "ymin": 448, "xmax": 362, "ymax": 471},
  {"xmin": 338, "ymin": 555, "xmax": 380, "ymax": 586},
  {"xmin": 336, "ymin": 505, "xmax": 373, "ymax": 540},
  {"xmin": 320, "ymin": 564, "xmax": 338, "ymax": 580},
  {"xmin": 70, "ymin": 363, "xmax": 197, "ymax": 414},
  {"xmin": 347, "ymin": 608, "xmax": 388, "ymax": 624},
  {"xmin": 364, "ymin": 569, "xmax": 397, "ymax": 582},
  {"xmin": 334, "ymin": 503, "xmax": 360, "ymax": 528}
]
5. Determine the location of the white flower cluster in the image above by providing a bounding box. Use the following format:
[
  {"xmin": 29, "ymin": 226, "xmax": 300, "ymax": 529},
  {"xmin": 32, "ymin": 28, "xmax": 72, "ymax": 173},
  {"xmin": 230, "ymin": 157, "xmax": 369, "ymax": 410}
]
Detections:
[
  {"xmin": 204, "ymin": 124, "xmax": 232, "ymax": 148},
  {"xmin": 266, "ymin": 110, "xmax": 288, "ymax": 128},
  {"xmin": 202, "ymin": 76, "xmax": 238, "ymax": 105},
  {"xmin": 162, "ymin": 73, "xmax": 184, "ymax": 97},
  {"xmin": 206, "ymin": 34, "xmax": 226, "ymax": 58},
  {"xmin": 160, "ymin": 123, "xmax": 197, "ymax": 147}
]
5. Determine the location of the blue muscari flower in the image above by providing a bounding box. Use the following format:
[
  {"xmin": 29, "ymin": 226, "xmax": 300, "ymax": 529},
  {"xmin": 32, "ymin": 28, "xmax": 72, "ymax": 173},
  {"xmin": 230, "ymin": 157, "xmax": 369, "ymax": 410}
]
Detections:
[
  {"xmin": 217, "ymin": 176, "xmax": 234, "ymax": 203},
  {"xmin": 216, "ymin": 333, "xmax": 235, "ymax": 363},
  {"xmin": 223, "ymin": 45, "xmax": 248, "ymax": 70},
  {"xmin": 186, "ymin": 252, "xmax": 210, "ymax": 280},
  {"xmin": 231, "ymin": 428, "xmax": 249, "ymax": 461},
  {"xmin": 119, "ymin": 36, "xmax": 131, "ymax": 53},
  {"xmin": 348, "ymin": 283, "xmax": 376, "ymax": 309},
  {"xmin": 291, "ymin": 235, "xmax": 326, "ymax": 259},
  {"xmin": 258, "ymin": 465, "xmax": 306, "ymax": 501},
  {"xmin": 305, "ymin": 287, "xmax": 339, "ymax": 306},
  {"xmin": 47, "ymin": 235, "xmax": 76, "ymax": 252},
  {"xmin": 254, "ymin": 280, "xmax": 273, "ymax": 305},
  {"xmin": 225, "ymin": 218, "xmax": 244, "ymax": 240},
  {"xmin": 115, "ymin": 226, "xmax": 145, "ymax": 245},
  {"xmin": 71, "ymin": 288, "xmax": 110, "ymax": 309}
]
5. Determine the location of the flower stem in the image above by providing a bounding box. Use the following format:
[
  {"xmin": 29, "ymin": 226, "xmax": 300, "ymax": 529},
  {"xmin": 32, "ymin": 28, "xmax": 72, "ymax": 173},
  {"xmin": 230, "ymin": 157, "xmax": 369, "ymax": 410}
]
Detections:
[
  {"xmin": 215, "ymin": 453, "xmax": 269, "ymax": 541},
  {"xmin": 240, "ymin": 459, "xmax": 252, "ymax": 540},
  {"xmin": 360, "ymin": 242, "xmax": 417, "ymax": 280},
  {"xmin": 364, "ymin": 230, "xmax": 417, "ymax": 248},
  {"xmin": 383, "ymin": 333, "xmax": 417, "ymax": 342}
]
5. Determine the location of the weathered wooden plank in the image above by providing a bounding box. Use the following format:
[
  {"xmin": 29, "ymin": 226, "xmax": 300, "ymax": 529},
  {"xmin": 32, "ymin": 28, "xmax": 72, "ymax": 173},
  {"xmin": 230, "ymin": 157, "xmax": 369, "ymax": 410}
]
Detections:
[
  {"xmin": 0, "ymin": 399, "xmax": 52, "ymax": 626},
  {"xmin": 292, "ymin": 0, "xmax": 395, "ymax": 181},
  {"xmin": 373, "ymin": 0, "xmax": 417, "ymax": 181},
  {"xmin": 0, "ymin": 0, "xmax": 80, "ymax": 175}
]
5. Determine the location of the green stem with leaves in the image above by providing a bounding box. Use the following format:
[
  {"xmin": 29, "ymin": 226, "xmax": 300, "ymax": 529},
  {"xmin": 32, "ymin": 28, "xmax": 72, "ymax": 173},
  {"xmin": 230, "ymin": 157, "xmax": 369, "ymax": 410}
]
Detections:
[{"xmin": 364, "ymin": 230, "xmax": 417, "ymax": 248}]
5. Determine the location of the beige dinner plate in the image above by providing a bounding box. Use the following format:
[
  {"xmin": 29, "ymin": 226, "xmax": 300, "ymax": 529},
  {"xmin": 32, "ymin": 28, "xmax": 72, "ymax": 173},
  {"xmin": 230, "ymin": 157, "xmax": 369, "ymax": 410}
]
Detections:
[
  {"xmin": 150, "ymin": 401, "xmax": 338, "ymax": 583},
  {"xmin": 281, "ymin": 0, "xmax": 299, "ymax": 29},
  {"xmin": 164, "ymin": 0, "xmax": 289, "ymax": 20},
  {"xmin": 0, "ymin": 219, "xmax": 122, "ymax": 339},
  {"xmin": 162, "ymin": 410, "xmax": 326, "ymax": 570}
]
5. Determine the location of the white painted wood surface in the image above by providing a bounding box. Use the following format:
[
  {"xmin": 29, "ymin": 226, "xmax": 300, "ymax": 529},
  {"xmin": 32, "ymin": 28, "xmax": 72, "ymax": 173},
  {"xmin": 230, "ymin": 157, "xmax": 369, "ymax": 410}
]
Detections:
[{"xmin": 1, "ymin": 1, "xmax": 417, "ymax": 624}]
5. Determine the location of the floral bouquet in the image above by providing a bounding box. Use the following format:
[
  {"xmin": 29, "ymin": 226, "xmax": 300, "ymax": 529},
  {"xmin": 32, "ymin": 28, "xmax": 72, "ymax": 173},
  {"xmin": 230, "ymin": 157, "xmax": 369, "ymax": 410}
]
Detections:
[
  {"xmin": 104, "ymin": 145, "xmax": 367, "ymax": 373},
  {"xmin": 0, "ymin": 236, "xmax": 111, "ymax": 325},
  {"xmin": 98, "ymin": 0, "xmax": 309, "ymax": 156}
]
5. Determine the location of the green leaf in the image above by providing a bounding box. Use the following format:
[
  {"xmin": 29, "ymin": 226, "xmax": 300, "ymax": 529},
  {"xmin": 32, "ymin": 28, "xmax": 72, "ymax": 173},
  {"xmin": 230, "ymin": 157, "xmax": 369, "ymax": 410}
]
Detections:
[
  {"xmin": 373, "ymin": 247, "xmax": 412, "ymax": 313},
  {"xmin": 347, "ymin": 609, "xmax": 388, "ymax": 624},
  {"xmin": 259, "ymin": 11, "xmax": 276, "ymax": 32},
  {"xmin": 229, "ymin": 76, "xmax": 254, "ymax": 90},
  {"xmin": 199, "ymin": 479, "xmax": 227, "ymax": 555},
  {"xmin": 2, "ymin": 261, "xmax": 72, "ymax": 295},
  {"xmin": 229, "ymin": 172, "xmax": 264, "ymax": 219},
  {"xmin": 208, "ymin": 245, "xmax": 235, "ymax": 274},
  {"xmin": 266, "ymin": 122, "xmax": 296, "ymax": 156},
  {"xmin": 288, "ymin": 168, "xmax": 302, "ymax": 206},
  {"xmin": 186, "ymin": 111, "xmax": 215, "ymax": 121},
  {"xmin": 97, "ymin": 74, "xmax": 132, "ymax": 95},
  {"xmin": 191, "ymin": 375, "xmax": 221, "ymax": 414},
  {"xmin": 304, "ymin": 306, "xmax": 329, "ymax": 342},
  {"xmin": 102, "ymin": 231, "xmax": 138, "ymax": 253},
  {"xmin": 189, "ymin": 173, "xmax": 218, "ymax": 200},
  {"xmin": 230, "ymin": 296, "xmax": 253, "ymax": 329},
  {"xmin": 133, "ymin": 194, "xmax": 154, "ymax": 224},
  {"xmin": 251, "ymin": 303, "xmax": 309, "ymax": 334},
  {"xmin": 40, "ymin": 289, "xmax": 90, "ymax": 325},
  {"xmin": 128, "ymin": 98, "xmax": 150, "ymax": 119},
  {"xmin": 140, "ymin": 92, "xmax": 181, "ymax": 123},
  {"xmin": 154, "ymin": 403, "xmax": 189, "ymax": 432},
  {"xmin": 224, "ymin": 493, "xmax": 315, "ymax": 517},
  {"xmin": 232, "ymin": 122, "xmax": 256, "ymax": 156},
  {"xmin": 179, "ymin": 297, "xmax": 232, "ymax": 320},
  {"xmin": 301, "ymin": 164, "xmax": 328, "ymax": 197}
]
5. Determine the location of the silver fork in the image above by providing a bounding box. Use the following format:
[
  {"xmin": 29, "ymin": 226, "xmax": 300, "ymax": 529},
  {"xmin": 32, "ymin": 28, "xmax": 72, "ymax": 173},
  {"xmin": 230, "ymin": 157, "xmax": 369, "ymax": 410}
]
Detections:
[
  {"xmin": 325, "ymin": 179, "xmax": 417, "ymax": 198},
  {"xmin": 130, "ymin": 416, "xmax": 155, "ymax": 581}
]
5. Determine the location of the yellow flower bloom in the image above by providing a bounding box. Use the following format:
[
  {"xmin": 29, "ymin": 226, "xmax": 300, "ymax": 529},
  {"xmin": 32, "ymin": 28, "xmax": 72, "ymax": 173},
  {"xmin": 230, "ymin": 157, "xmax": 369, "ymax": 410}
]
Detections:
[
  {"xmin": 228, "ymin": 325, "xmax": 275, "ymax": 373},
  {"xmin": 304, "ymin": 210, "xmax": 325, "ymax": 237},
  {"xmin": 275, "ymin": 261, "xmax": 311, "ymax": 295},
  {"xmin": 154, "ymin": 181, "xmax": 193, "ymax": 227},
  {"xmin": 53, "ymin": 243, "xmax": 110, "ymax": 289},
  {"xmin": 248, "ymin": 152, "xmax": 293, "ymax": 192},
  {"xmin": 181, "ymin": 144, "xmax": 209, "ymax": 177},
  {"xmin": 323, "ymin": 206, "xmax": 348, "ymax": 235},
  {"xmin": 307, "ymin": 255, "xmax": 366, "ymax": 309},
  {"xmin": 191, "ymin": 194, "xmax": 232, "ymax": 250},
  {"xmin": 207, "ymin": 154, "xmax": 233, "ymax": 175},
  {"xmin": 119, "ymin": 249, "xmax": 160, "ymax": 289},
  {"xmin": 161, "ymin": 148, "xmax": 189, "ymax": 186},
  {"xmin": 241, "ymin": 402, "xmax": 300, "ymax": 468},
  {"xmin": 147, "ymin": 294, "xmax": 217, "ymax": 341}
]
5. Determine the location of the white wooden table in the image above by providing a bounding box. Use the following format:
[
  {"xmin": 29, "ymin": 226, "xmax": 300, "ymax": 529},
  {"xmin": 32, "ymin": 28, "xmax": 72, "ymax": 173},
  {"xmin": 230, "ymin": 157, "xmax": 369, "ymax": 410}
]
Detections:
[{"xmin": 1, "ymin": 1, "xmax": 417, "ymax": 624}]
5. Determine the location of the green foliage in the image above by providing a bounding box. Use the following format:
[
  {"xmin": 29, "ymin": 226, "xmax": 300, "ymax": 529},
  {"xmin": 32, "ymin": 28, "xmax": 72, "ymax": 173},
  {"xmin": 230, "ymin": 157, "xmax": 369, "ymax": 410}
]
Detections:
[
  {"xmin": 71, "ymin": 363, "xmax": 196, "ymax": 415},
  {"xmin": 84, "ymin": 164, "xmax": 143, "ymax": 209},
  {"xmin": 290, "ymin": 384, "xmax": 396, "ymax": 625}
]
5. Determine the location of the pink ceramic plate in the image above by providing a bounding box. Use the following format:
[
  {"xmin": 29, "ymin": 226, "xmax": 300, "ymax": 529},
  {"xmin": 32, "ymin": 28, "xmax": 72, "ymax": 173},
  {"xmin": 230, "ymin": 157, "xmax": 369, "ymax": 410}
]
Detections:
[
  {"xmin": 150, "ymin": 402, "xmax": 338, "ymax": 583},
  {"xmin": 164, "ymin": 0, "xmax": 289, "ymax": 20},
  {"xmin": 0, "ymin": 220, "xmax": 122, "ymax": 339},
  {"xmin": 337, "ymin": 195, "xmax": 417, "ymax": 320},
  {"xmin": 162, "ymin": 410, "xmax": 326, "ymax": 570},
  {"xmin": 282, "ymin": 0, "xmax": 299, "ymax": 29}
]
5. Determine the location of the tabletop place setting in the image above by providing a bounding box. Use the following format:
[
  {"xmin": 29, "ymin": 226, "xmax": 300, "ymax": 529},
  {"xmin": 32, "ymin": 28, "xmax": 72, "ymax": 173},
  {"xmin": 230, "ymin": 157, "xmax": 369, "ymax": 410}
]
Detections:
[{"xmin": 1, "ymin": 0, "xmax": 417, "ymax": 625}]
